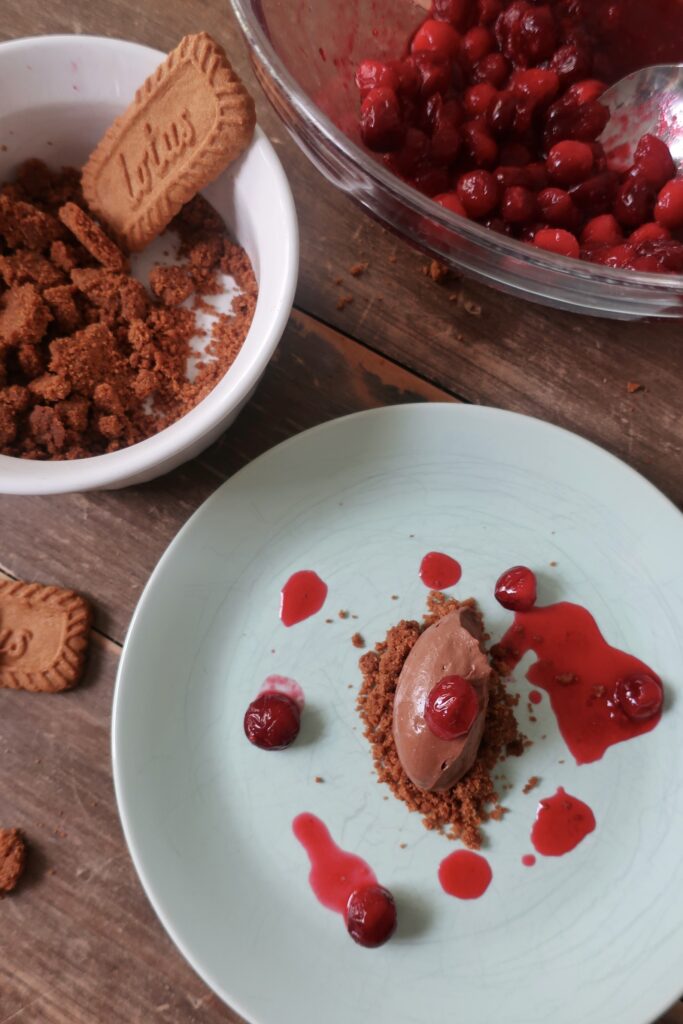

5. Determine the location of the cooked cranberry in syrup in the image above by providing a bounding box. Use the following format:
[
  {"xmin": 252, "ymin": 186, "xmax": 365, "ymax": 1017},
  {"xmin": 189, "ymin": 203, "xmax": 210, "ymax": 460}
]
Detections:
[
  {"xmin": 494, "ymin": 565, "xmax": 537, "ymax": 611},
  {"xmin": 355, "ymin": 0, "xmax": 683, "ymax": 271},
  {"xmin": 244, "ymin": 692, "xmax": 301, "ymax": 750}
]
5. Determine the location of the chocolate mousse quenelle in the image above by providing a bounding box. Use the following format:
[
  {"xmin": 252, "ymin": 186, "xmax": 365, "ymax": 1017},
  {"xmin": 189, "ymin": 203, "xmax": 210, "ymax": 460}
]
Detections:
[{"xmin": 393, "ymin": 606, "xmax": 492, "ymax": 790}]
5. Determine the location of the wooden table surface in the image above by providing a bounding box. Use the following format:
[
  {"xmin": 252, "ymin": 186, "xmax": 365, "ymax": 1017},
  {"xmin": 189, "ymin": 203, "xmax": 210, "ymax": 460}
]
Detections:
[{"xmin": 0, "ymin": 2, "xmax": 681, "ymax": 1022}]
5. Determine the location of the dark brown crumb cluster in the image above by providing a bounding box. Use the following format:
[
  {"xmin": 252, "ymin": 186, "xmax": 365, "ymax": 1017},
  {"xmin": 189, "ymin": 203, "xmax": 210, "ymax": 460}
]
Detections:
[
  {"xmin": 0, "ymin": 827, "xmax": 27, "ymax": 893},
  {"xmin": 357, "ymin": 591, "xmax": 527, "ymax": 849},
  {"xmin": 0, "ymin": 159, "xmax": 256, "ymax": 460}
]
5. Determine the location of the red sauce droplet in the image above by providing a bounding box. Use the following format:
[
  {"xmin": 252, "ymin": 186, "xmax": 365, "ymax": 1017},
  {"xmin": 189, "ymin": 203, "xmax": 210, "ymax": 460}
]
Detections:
[
  {"xmin": 419, "ymin": 551, "xmax": 462, "ymax": 590},
  {"xmin": 531, "ymin": 787, "xmax": 596, "ymax": 857},
  {"xmin": 529, "ymin": 689, "xmax": 543, "ymax": 705},
  {"xmin": 438, "ymin": 849, "xmax": 492, "ymax": 899},
  {"xmin": 522, "ymin": 854, "xmax": 536, "ymax": 867},
  {"xmin": 495, "ymin": 602, "xmax": 662, "ymax": 764},
  {"xmin": 292, "ymin": 813, "xmax": 378, "ymax": 913},
  {"xmin": 280, "ymin": 570, "xmax": 328, "ymax": 627}
]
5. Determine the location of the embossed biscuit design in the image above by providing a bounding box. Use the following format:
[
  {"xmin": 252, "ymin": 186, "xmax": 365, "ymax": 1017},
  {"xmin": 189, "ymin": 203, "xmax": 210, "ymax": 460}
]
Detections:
[
  {"xmin": 82, "ymin": 32, "xmax": 256, "ymax": 252},
  {"xmin": 0, "ymin": 580, "xmax": 92, "ymax": 692}
]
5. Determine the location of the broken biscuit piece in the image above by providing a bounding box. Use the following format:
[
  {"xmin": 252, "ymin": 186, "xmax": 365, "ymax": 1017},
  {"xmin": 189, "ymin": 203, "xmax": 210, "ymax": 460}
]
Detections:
[{"xmin": 0, "ymin": 828, "xmax": 27, "ymax": 894}]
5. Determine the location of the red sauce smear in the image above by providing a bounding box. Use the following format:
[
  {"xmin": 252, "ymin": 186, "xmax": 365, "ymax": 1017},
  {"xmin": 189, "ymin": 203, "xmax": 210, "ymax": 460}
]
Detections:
[
  {"xmin": 495, "ymin": 602, "xmax": 661, "ymax": 764},
  {"xmin": 521, "ymin": 854, "xmax": 536, "ymax": 867},
  {"xmin": 438, "ymin": 849, "xmax": 492, "ymax": 900},
  {"xmin": 419, "ymin": 551, "xmax": 462, "ymax": 590},
  {"xmin": 258, "ymin": 674, "xmax": 305, "ymax": 712},
  {"xmin": 292, "ymin": 813, "xmax": 377, "ymax": 913},
  {"xmin": 531, "ymin": 787, "xmax": 596, "ymax": 857},
  {"xmin": 280, "ymin": 570, "xmax": 328, "ymax": 627}
]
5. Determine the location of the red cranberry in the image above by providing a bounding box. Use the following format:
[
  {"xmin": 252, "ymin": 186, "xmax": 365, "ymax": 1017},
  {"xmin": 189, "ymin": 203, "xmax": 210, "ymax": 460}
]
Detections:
[
  {"xmin": 435, "ymin": 192, "xmax": 468, "ymax": 215},
  {"xmin": 390, "ymin": 127, "xmax": 430, "ymax": 176},
  {"xmin": 411, "ymin": 52, "xmax": 453, "ymax": 98},
  {"xmin": 393, "ymin": 58, "xmax": 421, "ymax": 99},
  {"xmin": 433, "ymin": 0, "xmax": 474, "ymax": 30},
  {"xmin": 546, "ymin": 140, "xmax": 594, "ymax": 186},
  {"xmin": 511, "ymin": 68, "xmax": 560, "ymax": 110},
  {"xmin": 499, "ymin": 142, "xmax": 532, "ymax": 166},
  {"xmin": 414, "ymin": 166, "xmax": 452, "ymax": 195},
  {"xmin": 472, "ymin": 52, "xmax": 511, "ymax": 88},
  {"xmin": 614, "ymin": 673, "xmax": 663, "ymax": 722},
  {"xmin": 345, "ymin": 885, "xmax": 397, "ymax": 948},
  {"xmin": 464, "ymin": 83, "xmax": 499, "ymax": 118},
  {"xmin": 244, "ymin": 692, "xmax": 301, "ymax": 750},
  {"xmin": 355, "ymin": 60, "xmax": 400, "ymax": 99},
  {"xmin": 494, "ymin": 164, "xmax": 532, "ymax": 189},
  {"xmin": 549, "ymin": 41, "xmax": 593, "ymax": 87},
  {"xmin": 613, "ymin": 175, "xmax": 655, "ymax": 228},
  {"xmin": 501, "ymin": 185, "xmax": 538, "ymax": 223},
  {"xmin": 581, "ymin": 213, "xmax": 623, "ymax": 247},
  {"xmin": 629, "ymin": 222, "xmax": 670, "ymax": 245},
  {"xmin": 411, "ymin": 18, "xmax": 462, "ymax": 62},
  {"xmin": 431, "ymin": 120, "xmax": 462, "ymax": 164},
  {"xmin": 488, "ymin": 91, "xmax": 517, "ymax": 136},
  {"xmin": 457, "ymin": 168, "xmax": 500, "ymax": 216},
  {"xmin": 496, "ymin": 2, "xmax": 558, "ymax": 68},
  {"xmin": 543, "ymin": 96, "xmax": 609, "ymax": 148},
  {"xmin": 525, "ymin": 161, "xmax": 549, "ymax": 190},
  {"xmin": 633, "ymin": 135, "xmax": 676, "ymax": 190},
  {"xmin": 494, "ymin": 565, "xmax": 537, "ymax": 610},
  {"xmin": 425, "ymin": 674, "xmax": 479, "ymax": 740},
  {"xmin": 477, "ymin": 0, "xmax": 503, "ymax": 25},
  {"xmin": 537, "ymin": 187, "xmax": 577, "ymax": 227},
  {"xmin": 654, "ymin": 178, "xmax": 683, "ymax": 230},
  {"xmin": 631, "ymin": 238, "xmax": 683, "ymax": 273},
  {"xmin": 462, "ymin": 25, "xmax": 495, "ymax": 65},
  {"xmin": 569, "ymin": 171, "xmax": 619, "ymax": 214},
  {"xmin": 566, "ymin": 79, "xmax": 607, "ymax": 106},
  {"xmin": 533, "ymin": 226, "xmax": 580, "ymax": 257},
  {"xmin": 461, "ymin": 121, "xmax": 499, "ymax": 167},
  {"xmin": 359, "ymin": 88, "xmax": 405, "ymax": 152}
]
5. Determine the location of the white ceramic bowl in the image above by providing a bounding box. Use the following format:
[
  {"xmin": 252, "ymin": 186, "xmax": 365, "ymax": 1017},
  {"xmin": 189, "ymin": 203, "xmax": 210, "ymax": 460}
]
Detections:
[{"xmin": 0, "ymin": 35, "xmax": 298, "ymax": 494}]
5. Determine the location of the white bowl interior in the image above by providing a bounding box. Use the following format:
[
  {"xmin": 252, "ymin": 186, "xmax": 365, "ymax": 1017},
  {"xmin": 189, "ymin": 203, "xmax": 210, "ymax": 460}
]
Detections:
[{"xmin": 0, "ymin": 35, "xmax": 298, "ymax": 493}]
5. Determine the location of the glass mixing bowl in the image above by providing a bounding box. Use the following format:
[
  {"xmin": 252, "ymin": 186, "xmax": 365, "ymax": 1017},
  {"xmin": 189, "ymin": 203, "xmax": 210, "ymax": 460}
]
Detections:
[{"xmin": 230, "ymin": 0, "xmax": 683, "ymax": 319}]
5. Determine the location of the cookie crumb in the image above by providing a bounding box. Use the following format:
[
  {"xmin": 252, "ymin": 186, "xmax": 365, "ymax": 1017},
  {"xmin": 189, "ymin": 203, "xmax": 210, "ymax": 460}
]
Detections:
[
  {"xmin": 314, "ymin": 776, "xmax": 324, "ymax": 784},
  {"xmin": 0, "ymin": 828, "xmax": 27, "ymax": 893},
  {"xmin": 422, "ymin": 259, "xmax": 449, "ymax": 282},
  {"xmin": 338, "ymin": 610, "xmax": 349, "ymax": 619},
  {"xmin": 351, "ymin": 632, "xmax": 365, "ymax": 649},
  {"xmin": 626, "ymin": 381, "xmax": 644, "ymax": 394},
  {"xmin": 349, "ymin": 261, "xmax": 368, "ymax": 277},
  {"xmin": 463, "ymin": 298, "xmax": 482, "ymax": 316},
  {"xmin": 549, "ymin": 560, "xmax": 558, "ymax": 567},
  {"xmin": 523, "ymin": 775, "xmax": 540, "ymax": 794},
  {"xmin": 399, "ymin": 842, "xmax": 407, "ymax": 849},
  {"xmin": 336, "ymin": 293, "xmax": 353, "ymax": 311}
]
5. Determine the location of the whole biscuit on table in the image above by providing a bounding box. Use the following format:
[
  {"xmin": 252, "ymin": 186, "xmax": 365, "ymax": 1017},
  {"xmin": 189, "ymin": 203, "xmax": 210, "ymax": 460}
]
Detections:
[
  {"xmin": 81, "ymin": 32, "xmax": 256, "ymax": 252},
  {"xmin": 0, "ymin": 579, "xmax": 91, "ymax": 692}
]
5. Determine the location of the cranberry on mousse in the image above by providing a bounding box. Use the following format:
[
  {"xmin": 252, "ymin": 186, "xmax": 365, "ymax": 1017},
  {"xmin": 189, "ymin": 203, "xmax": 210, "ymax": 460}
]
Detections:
[{"xmin": 392, "ymin": 607, "xmax": 491, "ymax": 791}]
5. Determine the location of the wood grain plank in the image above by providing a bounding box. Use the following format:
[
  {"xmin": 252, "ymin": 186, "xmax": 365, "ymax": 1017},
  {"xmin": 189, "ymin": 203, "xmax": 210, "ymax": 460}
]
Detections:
[
  {"xmin": 0, "ymin": 310, "xmax": 452, "ymax": 645},
  {"xmin": 0, "ymin": 619, "xmax": 243, "ymax": 1024}
]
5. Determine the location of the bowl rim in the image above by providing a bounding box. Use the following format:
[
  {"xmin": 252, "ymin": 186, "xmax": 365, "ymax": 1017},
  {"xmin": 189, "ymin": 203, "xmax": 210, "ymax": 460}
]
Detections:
[
  {"xmin": 229, "ymin": 0, "xmax": 683, "ymax": 295},
  {"xmin": 0, "ymin": 33, "xmax": 299, "ymax": 494}
]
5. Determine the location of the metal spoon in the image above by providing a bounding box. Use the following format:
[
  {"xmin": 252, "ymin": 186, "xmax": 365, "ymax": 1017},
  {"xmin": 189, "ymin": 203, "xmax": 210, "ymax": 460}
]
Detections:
[{"xmin": 599, "ymin": 63, "xmax": 683, "ymax": 172}]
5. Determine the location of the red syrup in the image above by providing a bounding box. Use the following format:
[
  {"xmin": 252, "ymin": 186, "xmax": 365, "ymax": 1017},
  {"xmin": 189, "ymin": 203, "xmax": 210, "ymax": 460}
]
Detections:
[
  {"xmin": 258, "ymin": 674, "xmax": 305, "ymax": 712},
  {"xmin": 438, "ymin": 849, "xmax": 492, "ymax": 899},
  {"xmin": 521, "ymin": 854, "xmax": 536, "ymax": 867},
  {"xmin": 529, "ymin": 690, "xmax": 543, "ymax": 705},
  {"xmin": 531, "ymin": 787, "xmax": 596, "ymax": 856},
  {"xmin": 280, "ymin": 570, "xmax": 328, "ymax": 627},
  {"xmin": 419, "ymin": 551, "xmax": 462, "ymax": 590},
  {"xmin": 494, "ymin": 602, "xmax": 662, "ymax": 764},
  {"xmin": 292, "ymin": 813, "xmax": 378, "ymax": 914}
]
